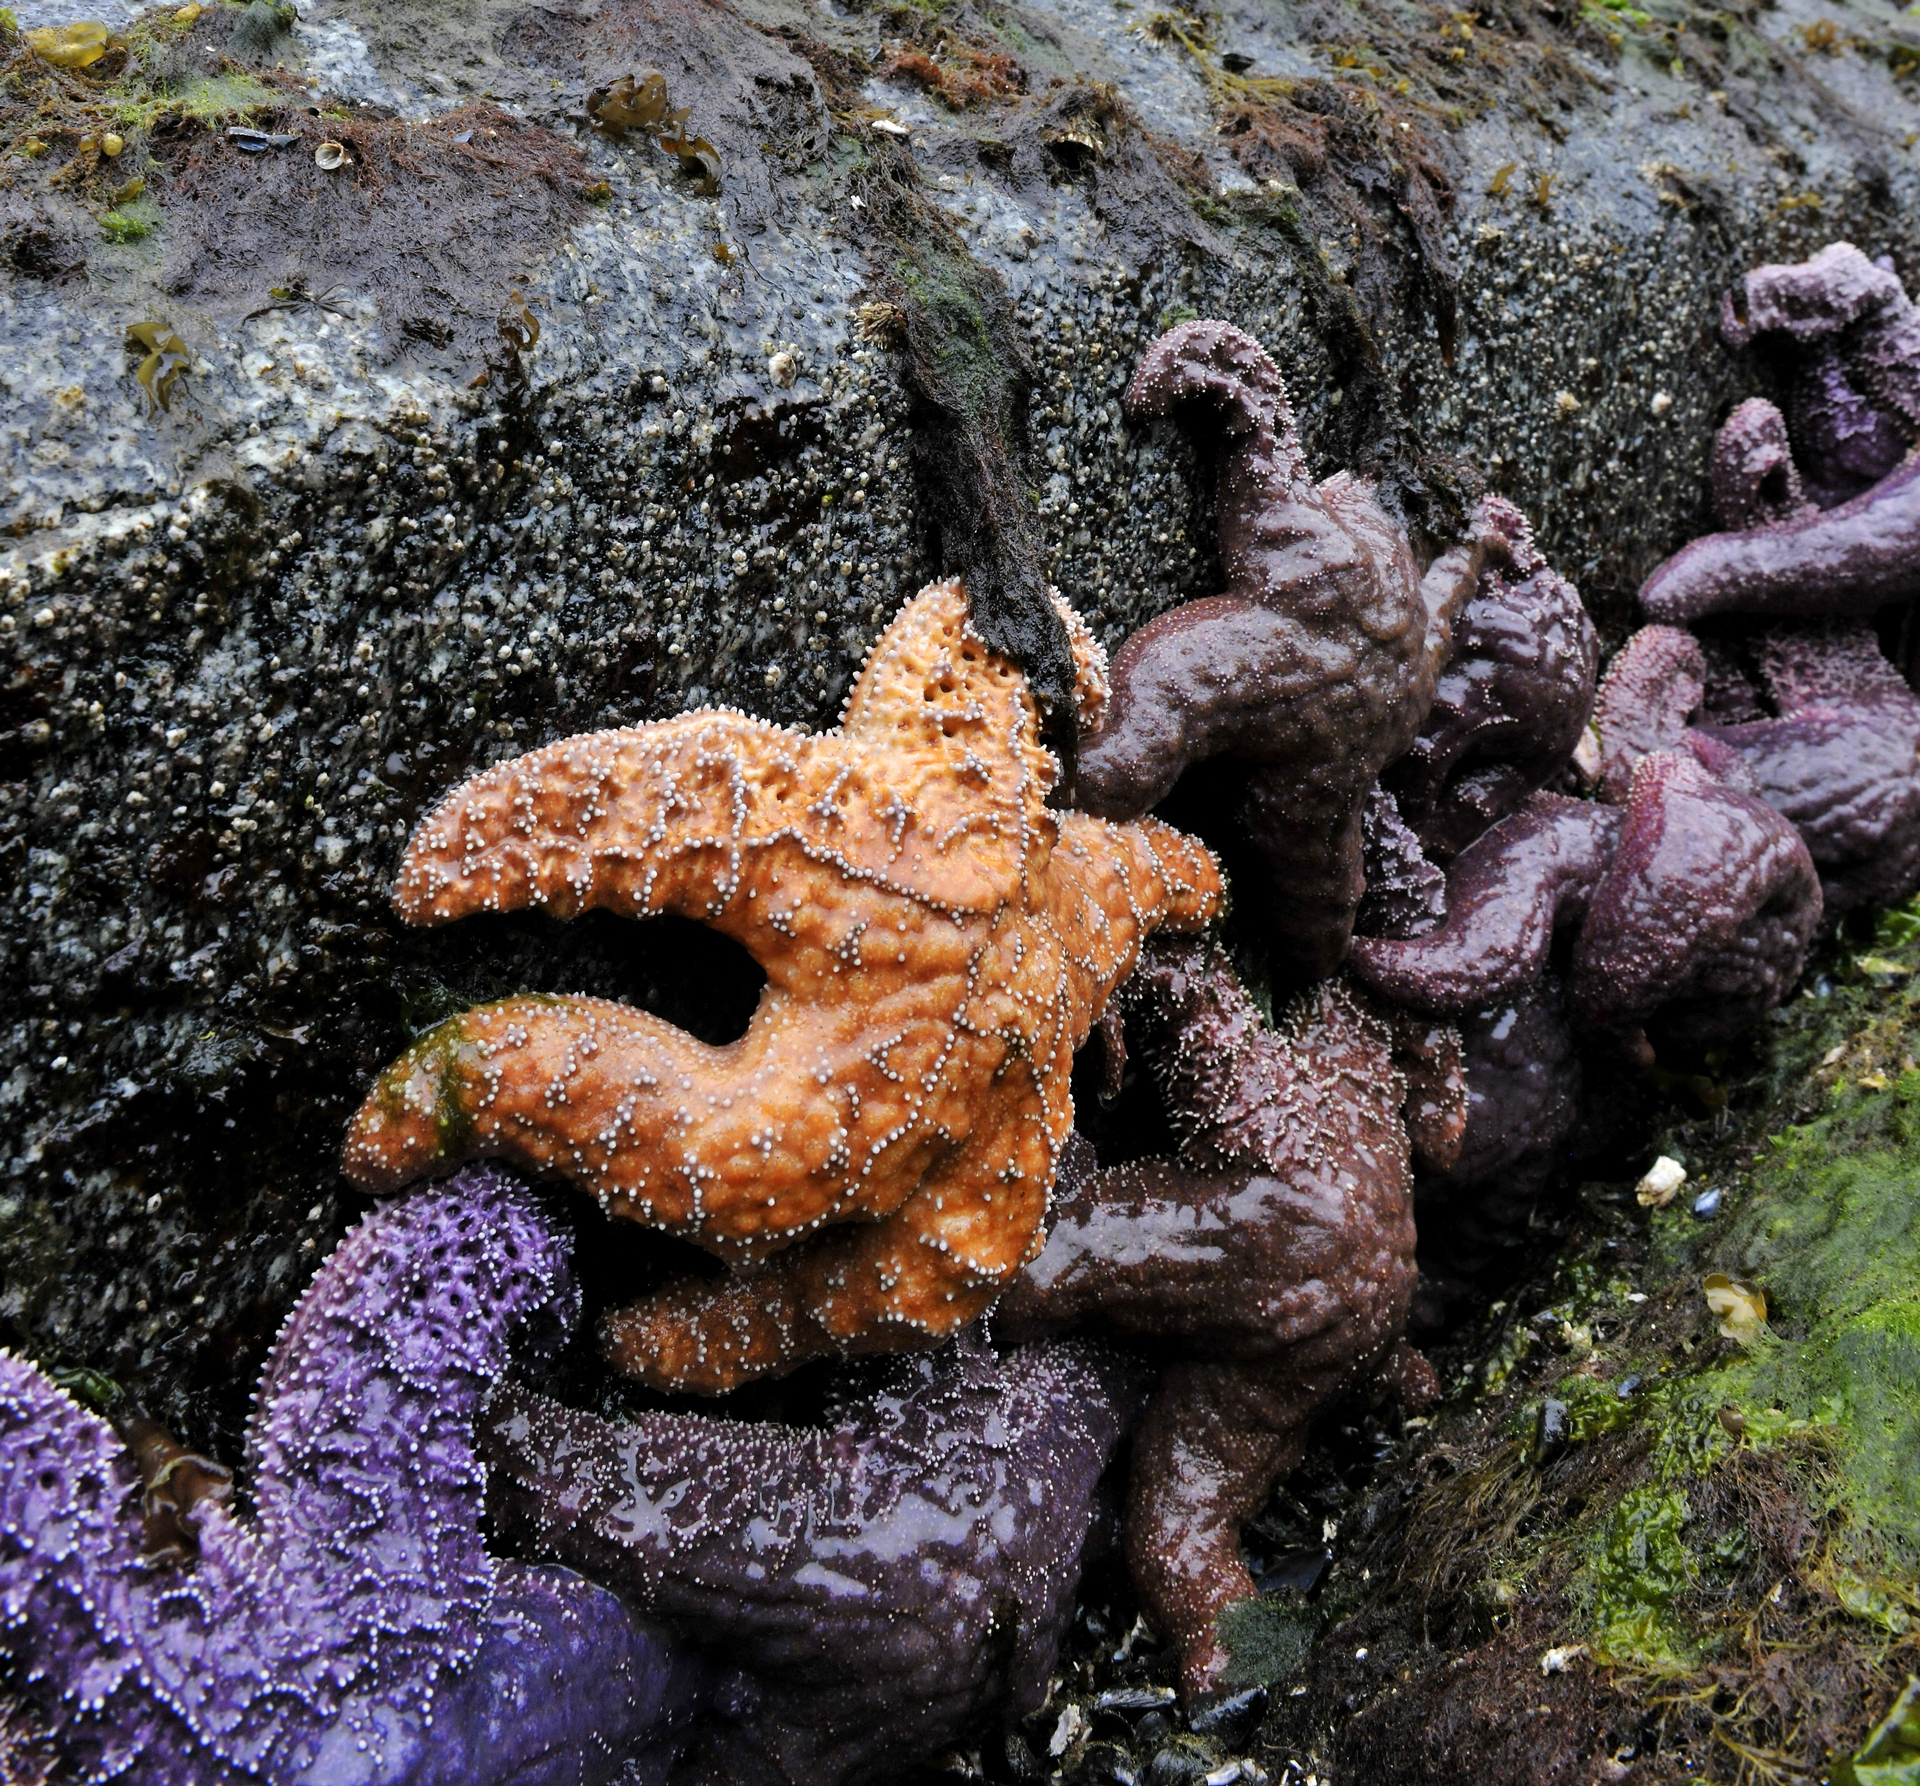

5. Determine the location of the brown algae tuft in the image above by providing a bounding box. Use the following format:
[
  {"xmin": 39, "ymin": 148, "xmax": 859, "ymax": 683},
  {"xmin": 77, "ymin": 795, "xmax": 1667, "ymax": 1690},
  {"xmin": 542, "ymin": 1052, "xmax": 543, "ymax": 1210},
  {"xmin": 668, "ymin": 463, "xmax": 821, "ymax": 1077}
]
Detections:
[
  {"xmin": 586, "ymin": 69, "xmax": 721, "ymax": 194},
  {"xmin": 126, "ymin": 319, "xmax": 188, "ymax": 410}
]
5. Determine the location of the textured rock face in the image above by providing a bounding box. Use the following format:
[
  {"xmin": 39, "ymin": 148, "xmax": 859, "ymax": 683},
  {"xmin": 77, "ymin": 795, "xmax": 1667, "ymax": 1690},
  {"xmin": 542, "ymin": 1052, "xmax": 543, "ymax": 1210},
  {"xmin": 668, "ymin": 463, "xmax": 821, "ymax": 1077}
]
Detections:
[{"xmin": 3, "ymin": 0, "xmax": 1920, "ymax": 1456}]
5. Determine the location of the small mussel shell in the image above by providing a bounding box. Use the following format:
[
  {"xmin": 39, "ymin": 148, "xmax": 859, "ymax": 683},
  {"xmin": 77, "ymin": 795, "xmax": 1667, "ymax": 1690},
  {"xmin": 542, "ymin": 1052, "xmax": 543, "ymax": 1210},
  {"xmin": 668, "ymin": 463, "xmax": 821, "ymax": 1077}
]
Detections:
[
  {"xmin": 227, "ymin": 126, "xmax": 300, "ymax": 152},
  {"xmin": 314, "ymin": 141, "xmax": 347, "ymax": 169}
]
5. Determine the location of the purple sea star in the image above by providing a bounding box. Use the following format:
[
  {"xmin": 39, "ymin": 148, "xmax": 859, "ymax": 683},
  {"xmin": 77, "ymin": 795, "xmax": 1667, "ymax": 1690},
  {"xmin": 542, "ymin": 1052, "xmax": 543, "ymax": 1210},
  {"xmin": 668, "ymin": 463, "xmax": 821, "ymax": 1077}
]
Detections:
[
  {"xmin": 1074, "ymin": 319, "xmax": 1510, "ymax": 982},
  {"xmin": 1637, "ymin": 455, "xmax": 1920, "ymax": 624},
  {"xmin": 996, "ymin": 935, "xmax": 1445, "ymax": 1698},
  {"xmin": 0, "ymin": 1167, "xmax": 704, "ymax": 1786},
  {"xmin": 1720, "ymin": 241, "xmax": 1920, "ymax": 507},
  {"xmin": 1347, "ymin": 792, "xmax": 1621, "ymax": 1017},
  {"xmin": 1641, "ymin": 246, "xmax": 1920, "ymax": 623},
  {"xmin": 1710, "ymin": 398, "xmax": 1814, "ymax": 533},
  {"xmin": 1348, "ymin": 756, "xmax": 1821, "ymax": 1045},
  {"xmin": 483, "ymin": 1330, "xmax": 1144, "ymax": 1786},
  {"xmin": 1595, "ymin": 621, "xmax": 1920, "ymax": 918}
]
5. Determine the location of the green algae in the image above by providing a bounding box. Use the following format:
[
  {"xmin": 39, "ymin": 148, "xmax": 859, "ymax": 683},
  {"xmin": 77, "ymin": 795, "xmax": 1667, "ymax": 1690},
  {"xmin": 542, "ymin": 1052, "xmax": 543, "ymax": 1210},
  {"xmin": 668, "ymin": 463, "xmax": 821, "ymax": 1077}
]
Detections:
[
  {"xmin": 369, "ymin": 1010, "xmax": 484, "ymax": 1161},
  {"xmin": 1714, "ymin": 1054, "xmax": 1920, "ymax": 1576},
  {"xmin": 1217, "ymin": 1592, "xmax": 1320, "ymax": 1691},
  {"xmin": 1838, "ymin": 1676, "xmax": 1920, "ymax": 1786},
  {"xmin": 1586, "ymin": 1485, "xmax": 1696, "ymax": 1672},
  {"xmin": 1559, "ymin": 900, "xmax": 1920, "ymax": 1694}
]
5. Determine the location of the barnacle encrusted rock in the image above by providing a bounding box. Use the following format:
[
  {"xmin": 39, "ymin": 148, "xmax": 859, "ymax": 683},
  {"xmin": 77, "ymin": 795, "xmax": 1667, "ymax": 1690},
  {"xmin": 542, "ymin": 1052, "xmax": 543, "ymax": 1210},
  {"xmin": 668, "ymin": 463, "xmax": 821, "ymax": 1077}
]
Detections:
[
  {"xmin": 999, "ymin": 935, "xmax": 1446, "ymax": 1698},
  {"xmin": 344, "ymin": 579, "xmax": 1221, "ymax": 1392},
  {"xmin": 486, "ymin": 1329, "xmax": 1144, "ymax": 1786},
  {"xmin": 0, "ymin": 1166, "xmax": 704, "ymax": 1785},
  {"xmin": 1074, "ymin": 320, "xmax": 1510, "ymax": 983}
]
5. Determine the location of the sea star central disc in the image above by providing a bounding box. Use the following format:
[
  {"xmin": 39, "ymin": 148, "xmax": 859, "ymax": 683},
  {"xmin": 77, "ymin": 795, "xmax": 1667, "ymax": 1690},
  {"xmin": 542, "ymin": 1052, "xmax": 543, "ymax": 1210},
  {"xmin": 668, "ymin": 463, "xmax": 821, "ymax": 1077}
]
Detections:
[{"xmin": 344, "ymin": 580, "xmax": 1221, "ymax": 1392}]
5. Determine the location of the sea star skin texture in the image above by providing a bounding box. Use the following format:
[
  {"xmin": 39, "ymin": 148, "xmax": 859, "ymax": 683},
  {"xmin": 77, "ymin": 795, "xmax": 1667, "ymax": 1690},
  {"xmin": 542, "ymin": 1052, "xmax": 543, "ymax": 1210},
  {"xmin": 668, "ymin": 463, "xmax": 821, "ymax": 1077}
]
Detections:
[
  {"xmin": 0, "ymin": 1167, "xmax": 705, "ymax": 1786},
  {"xmin": 1638, "ymin": 452, "xmax": 1920, "ymax": 624},
  {"xmin": 1355, "ymin": 786, "xmax": 1449, "ymax": 940},
  {"xmin": 1349, "ymin": 758, "xmax": 1821, "ymax": 1043},
  {"xmin": 1073, "ymin": 320, "xmax": 1508, "ymax": 982},
  {"xmin": 1596, "ymin": 622, "xmax": 1920, "ymax": 919},
  {"xmin": 1383, "ymin": 495, "xmax": 1599, "ymax": 864},
  {"xmin": 343, "ymin": 580, "xmax": 1221, "ymax": 1394},
  {"xmin": 1413, "ymin": 977, "xmax": 1581, "ymax": 1283},
  {"xmin": 1720, "ymin": 242, "xmax": 1920, "ymax": 507},
  {"xmin": 1593, "ymin": 624, "xmax": 1708, "ymax": 803},
  {"xmin": 1572, "ymin": 750, "xmax": 1822, "ymax": 1041},
  {"xmin": 483, "ymin": 1330, "xmax": 1144, "ymax": 1786},
  {"xmin": 996, "ymin": 935, "xmax": 1436, "ymax": 1699},
  {"xmin": 1347, "ymin": 793, "xmax": 1621, "ymax": 1018},
  {"xmin": 1710, "ymin": 398, "xmax": 1815, "ymax": 532}
]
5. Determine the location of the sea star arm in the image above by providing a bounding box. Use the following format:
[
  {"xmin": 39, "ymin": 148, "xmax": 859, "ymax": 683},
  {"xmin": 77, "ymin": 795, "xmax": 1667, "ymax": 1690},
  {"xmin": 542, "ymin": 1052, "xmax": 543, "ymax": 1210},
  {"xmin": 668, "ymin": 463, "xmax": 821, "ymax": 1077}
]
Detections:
[
  {"xmin": 1387, "ymin": 498, "xmax": 1599, "ymax": 861},
  {"xmin": 342, "ymin": 985, "xmax": 979, "ymax": 1256},
  {"xmin": 1638, "ymin": 454, "xmax": 1920, "ymax": 623},
  {"xmin": 599, "ymin": 1072, "xmax": 1055, "ymax": 1391},
  {"xmin": 1415, "ymin": 978, "xmax": 1583, "ymax": 1289},
  {"xmin": 1570, "ymin": 750, "xmax": 1821, "ymax": 1038},
  {"xmin": 1592, "ymin": 624, "xmax": 1706, "ymax": 800},
  {"xmin": 1124, "ymin": 1360, "xmax": 1330, "ymax": 1698},
  {"xmin": 0, "ymin": 1169, "xmax": 703, "ymax": 1785},
  {"xmin": 1346, "ymin": 794, "xmax": 1620, "ymax": 1016},
  {"xmin": 1000, "ymin": 941, "xmax": 1419, "ymax": 1699},
  {"xmin": 484, "ymin": 1333, "xmax": 1142, "ymax": 1785},
  {"xmin": 1710, "ymin": 398, "xmax": 1813, "ymax": 531}
]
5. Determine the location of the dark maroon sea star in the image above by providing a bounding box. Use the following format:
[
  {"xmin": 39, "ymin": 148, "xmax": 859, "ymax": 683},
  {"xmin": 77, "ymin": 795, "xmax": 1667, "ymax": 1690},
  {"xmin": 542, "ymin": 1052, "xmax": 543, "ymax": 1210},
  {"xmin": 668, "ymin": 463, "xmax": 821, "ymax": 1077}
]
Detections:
[
  {"xmin": 483, "ymin": 1331, "xmax": 1143, "ymax": 1786},
  {"xmin": 1348, "ymin": 756, "xmax": 1821, "ymax": 1045},
  {"xmin": 1595, "ymin": 621, "xmax": 1920, "ymax": 918},
  {"xmin": 1347, "ymin": 792, "xmax": 1621, "ymax": 1017},
  {"xmin": 1577, "ymin": 749, "xmax": 1821, "ymax": 1042},
  {"xmin": 996, "ymin": 934, "xmax": 1443, "ymax": 1698},
  {"xmin": 1383, "ymin": 495, "xmax": 1599, "ymax": 863},
  {"xmin": 1074, "ymin": 319, "xmax": 1510, "ymax": 981},
  {"xmin": 1356, "ymin": 786, "xmax": 1449, "ymax": 940},
  {"xmin": 0, "ymin": 1167, "xmax": 705, "ymax": 1786}
]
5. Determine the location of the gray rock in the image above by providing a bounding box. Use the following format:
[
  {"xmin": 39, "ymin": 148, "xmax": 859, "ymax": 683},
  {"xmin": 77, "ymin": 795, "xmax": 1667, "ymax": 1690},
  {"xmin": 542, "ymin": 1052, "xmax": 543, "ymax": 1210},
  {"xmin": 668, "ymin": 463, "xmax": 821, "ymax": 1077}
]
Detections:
[{"xmin": 1, "ymin": 0, "xmax": 1917, "ymax": 1451}]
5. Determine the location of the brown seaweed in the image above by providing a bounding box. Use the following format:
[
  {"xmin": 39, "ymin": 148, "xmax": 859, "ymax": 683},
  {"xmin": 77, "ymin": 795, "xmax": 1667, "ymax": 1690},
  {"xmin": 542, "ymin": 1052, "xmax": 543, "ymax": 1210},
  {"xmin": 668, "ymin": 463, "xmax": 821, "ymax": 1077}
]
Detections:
[
  {"xmin": 126, "ymin": 319, "xmax": 189, "ymax": 412},
  {"xmin": 586, "ymin": 68, "xmax": 722, "ymax": 194}
]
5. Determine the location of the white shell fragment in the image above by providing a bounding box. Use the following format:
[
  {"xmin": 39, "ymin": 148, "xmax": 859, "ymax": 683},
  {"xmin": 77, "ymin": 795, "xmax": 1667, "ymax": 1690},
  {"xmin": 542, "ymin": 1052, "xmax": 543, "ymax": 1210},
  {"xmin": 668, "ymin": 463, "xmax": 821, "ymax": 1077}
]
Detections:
[{"xmin": 1635, "ymin": 1154, "xmax": 1687, "ymax": 1208}]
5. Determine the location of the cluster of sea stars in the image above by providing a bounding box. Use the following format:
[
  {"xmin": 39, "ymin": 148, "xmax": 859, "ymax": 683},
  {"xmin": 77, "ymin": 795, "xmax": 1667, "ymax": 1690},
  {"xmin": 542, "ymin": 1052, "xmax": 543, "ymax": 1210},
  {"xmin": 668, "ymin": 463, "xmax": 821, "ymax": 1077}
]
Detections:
[{"xmin": 7, "ymin": 248, "xmax": 1918, "ymax": 1779}]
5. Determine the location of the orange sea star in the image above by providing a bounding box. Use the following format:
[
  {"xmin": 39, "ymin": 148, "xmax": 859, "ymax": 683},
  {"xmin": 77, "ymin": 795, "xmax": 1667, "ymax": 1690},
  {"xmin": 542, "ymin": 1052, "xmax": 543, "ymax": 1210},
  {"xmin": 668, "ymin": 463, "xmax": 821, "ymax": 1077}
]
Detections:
[{"xmin": 343, "ymin": 580, "xmax": 1222, "ymax": 1392}]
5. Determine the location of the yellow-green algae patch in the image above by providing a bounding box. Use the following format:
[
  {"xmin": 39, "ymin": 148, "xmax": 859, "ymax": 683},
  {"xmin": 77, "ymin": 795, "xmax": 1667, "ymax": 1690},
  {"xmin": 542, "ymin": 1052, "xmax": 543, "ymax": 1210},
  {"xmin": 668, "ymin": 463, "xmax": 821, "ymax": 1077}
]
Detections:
[{"xmin": 1563, "ymin": 901, "xmax": 1920, "ymax": 1707}]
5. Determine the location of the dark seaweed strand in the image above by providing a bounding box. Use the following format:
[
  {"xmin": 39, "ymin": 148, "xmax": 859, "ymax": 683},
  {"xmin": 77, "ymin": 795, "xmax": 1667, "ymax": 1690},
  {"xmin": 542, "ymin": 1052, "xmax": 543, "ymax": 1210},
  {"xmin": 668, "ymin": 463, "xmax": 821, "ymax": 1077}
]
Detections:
[{"xmin": 853, "ymin": 139, "xmax": 1078, "ymax": 769}]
